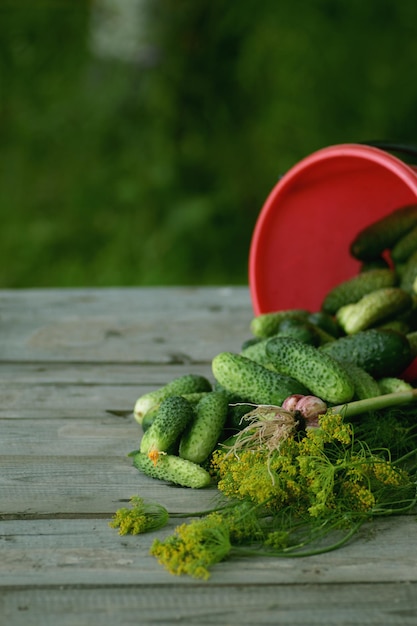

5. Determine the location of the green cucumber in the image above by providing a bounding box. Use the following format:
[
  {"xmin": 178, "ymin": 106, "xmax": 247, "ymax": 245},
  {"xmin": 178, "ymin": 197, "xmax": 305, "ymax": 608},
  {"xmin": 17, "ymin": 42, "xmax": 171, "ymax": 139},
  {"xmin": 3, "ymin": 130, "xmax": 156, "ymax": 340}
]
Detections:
[
  {"xmin": 391, "ymin": 224, "xmax": 417, "ymax": 263},
  {"xmin": 350, "ymin": 204, "xmax": 417, "ymax": 261},
  {"xmin": 265, "ymin": 337, "xmax": 354, "ymax": 404},
  {"xmin": 179, "ymin": 391, "xmax": 229, "ymax": 464},
  {"xmin": 336, "ymin": 287, "xmax": 412, "ymax": 335},
  {"xmin": 212, "ymin": 351, "xmax": 310, "ymax": 406},
  {"xmin": 139, "ymin": 395, "xmax": 195, "ymax": 460},
  {"xmin": 133, "ymin": 452, "xmax": 211, "ymax": 488},
  {"xmin": 241, "ymin": 320, "xmax": 326, "ymax": 367},
  {"xmin": 321, "ymin": 269, "xmax": 397, "ymax": 315},
  {"xmin": 377, "ymin": 377, "xmax": 414, "ymax": 394},
  {"xmin": 399, "ymin": 249, "xmax": 417, "ymax": 294},
  {"xmin": 307, "ymin": 311, "xmax": 342, "ymax": 338},
  {"xmin": 320, "ymin": 328, "xmax": 413, "ymax": 378},
  {"xmin": 406, "ymin": 331, "xmax": 417, "ymax": 357},
  {"xmin": 250, "ymin": 309, "xmax": 310, "ymax": 338},
  {"xmin": 133, "ymin": 373, "xmax": 211, "ymax": 424},
  {"xmin": 338, "ymin": 361, "xmax": 381, "ymax": 400}
]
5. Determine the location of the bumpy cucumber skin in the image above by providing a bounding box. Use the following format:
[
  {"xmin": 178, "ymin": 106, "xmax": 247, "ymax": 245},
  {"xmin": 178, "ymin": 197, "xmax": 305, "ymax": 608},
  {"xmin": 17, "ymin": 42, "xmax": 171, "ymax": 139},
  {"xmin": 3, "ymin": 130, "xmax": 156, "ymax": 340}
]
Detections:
[
  {"xmin": 400, "ymin": 249, "xmax": 417, "ymax": 294},
  {"xmin": 350, "ymin": 203, "xmax": 417, "ymax": 261},
  {"xmin": 133, "ymin": 374, "xmax": 211, "ymax": 423},
  {"xmin": 407, "ymin": 331, "xmax": 417, "ymax": 357},
  {"xmin": 250, "ymin": 309, "xmax": 309, "ymax": 338},
  {"xmin": 391, "ymin": 224, "xmax": 417, "ymax": 263},
  {"xmin": 179, "ymin": 391, "xmax": 229, "ymax": 464},
  {"xmin": 212, "ymin": 352, "xmax": 309, "ymax": 406},
  {"xmin": 321, "ymin": 269, "xmax": 397, "ymax": 315},
  {"xmin": 338, "ymin": 361, "xmax": 381, "ymax": 400},
  {"xmin": 320, "ymin": 328, "xmax": 413, "ymax": 378},
  {"xmin": 336, "ymin": 287, "xmax": 412, "ymax": 335},
  {"xmin": 377, "ymin": 377, "xmax": 414, "ymax": 394},
  {"xmin": 139, "ymin": 395, "xmax": 195, "ymax": 456},
  {"xmin": 133, "ymin": 452, "xmax": 212, "ymax": 488},
  {"xmin": 265, "ymin": 337, "xmax": 354, "ymax": 404}
]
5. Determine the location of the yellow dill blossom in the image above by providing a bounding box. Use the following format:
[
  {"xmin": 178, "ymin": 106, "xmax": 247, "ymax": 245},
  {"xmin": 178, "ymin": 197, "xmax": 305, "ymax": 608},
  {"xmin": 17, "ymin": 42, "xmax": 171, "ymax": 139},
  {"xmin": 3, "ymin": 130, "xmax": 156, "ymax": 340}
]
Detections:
[
  {"xmin": 370, "ymin": 457, "xmax": 410, "ymax": 487},
  {"xmin": 341, "ymin": 481, "xmax": 376, "ymax": 512},
  {"xmin": 150, "ymin": 512, "xmax": 232, "ymax": 580},
  {"xmin": 109, "ymin": 496, "xmax": 169, "ymax": 535},
  {"xmin": 265, "ymin": 530, "xmax": 290, "ymax": 549}
]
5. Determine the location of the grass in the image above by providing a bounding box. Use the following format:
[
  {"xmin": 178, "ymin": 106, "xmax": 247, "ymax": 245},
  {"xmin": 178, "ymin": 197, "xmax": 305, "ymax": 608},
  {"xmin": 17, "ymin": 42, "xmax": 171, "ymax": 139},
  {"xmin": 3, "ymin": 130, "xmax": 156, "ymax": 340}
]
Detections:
[{"xmin": 1, "ymin": 1, "xmax": 417, "ymax": 288}]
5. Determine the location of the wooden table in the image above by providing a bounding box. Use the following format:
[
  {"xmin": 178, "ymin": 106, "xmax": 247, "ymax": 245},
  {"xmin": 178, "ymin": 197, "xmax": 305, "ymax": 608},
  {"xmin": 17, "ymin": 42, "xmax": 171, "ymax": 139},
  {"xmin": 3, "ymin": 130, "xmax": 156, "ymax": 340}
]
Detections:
[{"xmin": 1, "ymin": 286, "xmax": 417, "ymax": 625}]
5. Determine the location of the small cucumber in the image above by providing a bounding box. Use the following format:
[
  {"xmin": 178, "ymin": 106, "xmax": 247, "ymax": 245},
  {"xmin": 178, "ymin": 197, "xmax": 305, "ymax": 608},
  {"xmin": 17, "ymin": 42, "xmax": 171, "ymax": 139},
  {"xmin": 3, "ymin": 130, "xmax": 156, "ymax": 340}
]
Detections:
[
  {"xmin": 320, "ymin": 328, "xmax": 413, "ymax": 378},
  {"xmin": 307, "ymin": 311, "xmax": 342, "ymax": 338},
  {"xmin": 350, "ymin": 203, "xmax": 417, "ymax": 261},
  {"xmin": 133, "ymin": 373, "xmax": 211, "ymax": 423},
  {"xmin": 406, "ymin": 331, "xmax": 417, "ymax": 357},
  {"xmin": 212, "ymin": 351, "xmax": 310, "ymax": 406},
  {"xmin": 241, "ymin": 320, "xmax": 322, "ymax": 367},
  {"xmin": 338, "ymin": 361, "xmax": 381, "ymax": 400},
  {"xmin": 250, "ymin": 309, "xmax": 310, "ymax": 338},
  {"xmin": 179, "ymin": 391, "xmax": 229, "ymax": 464},
  {"xmin": 133, "ymin": 452, "xmax": 212, "ymax": 488},
  {"xmin": 265, "ymin": 337, "xmax": 354, "ymax": 404},
  {"xmin": 139, "ymin": 395, "xmax": 195, "ymax": 461},
  {"xmin": 391, "ymin": 224, "xmax": 417, "ymax": 263},
  {"xmin": 321, "ymin": 269, "xmax": 397, "ymax": 315},
  {"xmin": 377, "ymin": 377, "xmax": 414, "ymax": 394},
  {"xmin": 399, "ymin": 249, "xmax": 417, "ymax": 294},
  {"xmin": 336, "ymin": 287, "xmax": 412, "ymax": 335}
]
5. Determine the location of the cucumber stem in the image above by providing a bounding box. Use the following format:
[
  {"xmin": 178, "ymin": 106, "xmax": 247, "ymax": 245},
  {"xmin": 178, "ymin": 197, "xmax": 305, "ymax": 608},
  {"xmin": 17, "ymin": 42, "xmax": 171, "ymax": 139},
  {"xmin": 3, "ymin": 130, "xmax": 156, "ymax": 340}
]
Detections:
[{"xmin": 331, "ymin": 388, "xmax": 417, "ymax": 418}]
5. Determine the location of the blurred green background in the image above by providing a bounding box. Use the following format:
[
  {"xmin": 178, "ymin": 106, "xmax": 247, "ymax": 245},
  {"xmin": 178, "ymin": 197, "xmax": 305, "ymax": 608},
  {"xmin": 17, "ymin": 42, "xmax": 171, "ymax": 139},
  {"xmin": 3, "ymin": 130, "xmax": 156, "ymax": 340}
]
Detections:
[{"xmin": 1, "ymin": 0, "xmax": 417, "ymax": 288}]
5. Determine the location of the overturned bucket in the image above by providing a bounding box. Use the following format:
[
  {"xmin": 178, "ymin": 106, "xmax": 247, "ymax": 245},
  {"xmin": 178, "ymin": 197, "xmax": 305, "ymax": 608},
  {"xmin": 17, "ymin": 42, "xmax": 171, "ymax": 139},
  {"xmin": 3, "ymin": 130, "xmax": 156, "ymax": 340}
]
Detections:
[{"xmin": 249, "ymin": 143, "xmax": 417, "ymax": 315}]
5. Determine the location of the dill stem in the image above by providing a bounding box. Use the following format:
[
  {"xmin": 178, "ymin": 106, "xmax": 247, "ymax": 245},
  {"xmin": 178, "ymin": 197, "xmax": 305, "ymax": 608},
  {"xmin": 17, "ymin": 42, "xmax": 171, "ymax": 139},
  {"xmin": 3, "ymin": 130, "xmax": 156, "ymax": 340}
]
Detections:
[
  {"xmin": 332, "ymin": 388, "xmax": 417, "ymax": 418},
  {"xmin": 231, "ymin": 519, "xmax": 364, "ymax": 559}
]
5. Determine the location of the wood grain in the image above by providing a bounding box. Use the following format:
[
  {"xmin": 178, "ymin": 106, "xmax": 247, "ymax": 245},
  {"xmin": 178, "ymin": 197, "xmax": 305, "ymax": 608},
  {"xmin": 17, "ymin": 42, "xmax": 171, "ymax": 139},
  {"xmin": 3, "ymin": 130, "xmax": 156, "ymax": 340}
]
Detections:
[{"xmin": 1, "ymin": 287, "xmax": 416, "ymax": 626}]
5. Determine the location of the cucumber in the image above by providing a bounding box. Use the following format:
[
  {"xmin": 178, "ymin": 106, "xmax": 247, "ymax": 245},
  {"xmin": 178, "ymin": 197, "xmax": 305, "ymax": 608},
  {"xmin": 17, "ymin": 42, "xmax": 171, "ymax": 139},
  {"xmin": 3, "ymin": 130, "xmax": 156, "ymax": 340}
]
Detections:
[
  {"xmin": 139, "ymin": 395, "xmax": 195, "ymax": 460},
  {"xmin": 321, "ymin": 269, "xmax": 397, "ymax": 315},
  {"xmin": 265, "ymin": 337, "xmax": 354, "ymax": 404},
  {"xmin": 240, "ymin": 338, "xmax": 276, "ymax": 368},
  {"xmin": 338, "ymin": 361, "xmax": 381, "ymax": 400},
  {"xmin": 212, "ymin": 351, "xmax": 310, "ymax": 406},
  {"xmin": 133, "ymin": 452, "xmax": 212, "ymax": 488},
  {"xmin": 250, "ymin": 309, "xmax": 310, "ymax": 338},
  {"xmin": 307, "ymin": 311, "xmax": 342, "ymax": 338},
  {"xmin": 179, "ymin": 391, "xmax": 229, "ymax": 464},
  {"xmin": 406, "ymin": 331, "xmax": 417, "ymax": 357},
  {"xmin": 320, "ymin": 328, "xmax": 413, "ymax": 378},
  {"xmin": 377, "ymin": 377, "xmax": 414, "ymax": 394},
  {"xmin": 391, "ymin": 224, "xmax": 417, "ymax": 263},
  {"xmin": 241, "ymin": 320, "xmax": 322, "ymax": 367},
  {"xmin": 336, "ymin": 287, "xmax": 412, "ymax": 335},
  {"xmin": 133, "ymin": 373, "xmax": 211, "ymax": 424},
  {"xmin": 349, "ymin": 203, "xmax": 417, "ymax": 261},
  {"xmin": 399, "ymin": 249, "xmax": 417, "ymax": 294},
  {"xmin": 141, "ymin": 404, "xmax": 160, "ymax": 432}
]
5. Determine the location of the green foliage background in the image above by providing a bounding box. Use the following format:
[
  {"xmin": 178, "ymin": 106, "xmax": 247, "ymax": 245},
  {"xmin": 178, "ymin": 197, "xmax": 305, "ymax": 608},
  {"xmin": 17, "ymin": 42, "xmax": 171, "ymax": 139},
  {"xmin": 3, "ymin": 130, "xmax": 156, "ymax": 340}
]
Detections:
[{"xmin": 1, "ymin": 0, "xmax": 417, "ymax": 287}]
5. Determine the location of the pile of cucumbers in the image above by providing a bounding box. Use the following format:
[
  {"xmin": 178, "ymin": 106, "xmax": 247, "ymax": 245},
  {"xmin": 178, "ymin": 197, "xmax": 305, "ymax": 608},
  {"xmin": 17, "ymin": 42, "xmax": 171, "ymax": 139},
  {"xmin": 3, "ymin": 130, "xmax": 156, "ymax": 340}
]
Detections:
[{"xmin": 131, "ymin": 204, "xmax": 417, "ymax": 488}]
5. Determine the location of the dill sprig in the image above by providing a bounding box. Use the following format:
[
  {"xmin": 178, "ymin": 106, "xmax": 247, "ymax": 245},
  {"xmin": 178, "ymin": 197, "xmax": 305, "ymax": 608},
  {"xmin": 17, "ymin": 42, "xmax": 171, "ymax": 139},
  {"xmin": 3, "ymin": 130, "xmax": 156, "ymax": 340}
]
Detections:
[
  {"xmin": 111, "ymin": 402, "xmax": 417, "ymax": 580},
  {"xmin": 145, "ymin": 410, "xmax": 417, "ymax": 579}
]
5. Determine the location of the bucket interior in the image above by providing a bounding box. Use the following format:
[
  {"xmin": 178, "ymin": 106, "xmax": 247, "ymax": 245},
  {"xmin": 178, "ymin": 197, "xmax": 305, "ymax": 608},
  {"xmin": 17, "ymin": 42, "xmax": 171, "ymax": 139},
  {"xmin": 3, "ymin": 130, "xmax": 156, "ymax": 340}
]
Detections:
[{"xmin": 249, "ymin": 146, "xmax": 417, "ymax": 314}]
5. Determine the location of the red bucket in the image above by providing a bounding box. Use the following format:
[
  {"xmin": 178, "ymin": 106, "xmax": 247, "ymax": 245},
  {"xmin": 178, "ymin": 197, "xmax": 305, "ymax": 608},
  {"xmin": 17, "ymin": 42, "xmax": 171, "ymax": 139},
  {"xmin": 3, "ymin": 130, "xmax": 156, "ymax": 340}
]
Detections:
[
  {"xmin": 249, "ymin": 143, "xmax": 417, "ymax": 314},
  {"xmin": 248, "ymin": 142, "xmax": 417, "ymax": 382}
]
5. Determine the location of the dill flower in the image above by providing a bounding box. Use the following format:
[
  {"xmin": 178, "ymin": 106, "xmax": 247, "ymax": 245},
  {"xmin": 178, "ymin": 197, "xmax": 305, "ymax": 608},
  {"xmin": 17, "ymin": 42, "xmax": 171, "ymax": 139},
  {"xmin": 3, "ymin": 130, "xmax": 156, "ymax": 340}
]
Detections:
[
  {"xmin": 109, "ymin": 496, "xmax": 169, "ymax": 535},
  {"xmin": 150, "ymin": 512, "xmax": 232, "ymax": 580}
]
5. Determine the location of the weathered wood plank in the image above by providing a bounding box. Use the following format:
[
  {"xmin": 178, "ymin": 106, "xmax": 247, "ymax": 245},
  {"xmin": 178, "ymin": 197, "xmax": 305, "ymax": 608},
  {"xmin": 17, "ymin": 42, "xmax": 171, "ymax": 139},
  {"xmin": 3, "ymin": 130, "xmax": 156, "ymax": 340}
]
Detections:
[
  {"xmin": 0, "ymin": 287, "xmax": 252, "ymax": 362},
  {"xmin": 2, "ymin": 582, "xmax": 416, "ymax": 626},
  {"xmin": 0, "ymin": 418, "xmax": 139, "ymax": 456},
  {"xmin": 0, "ymin": 455, "xmax": 223, "ymax": 515},
  {"xmin": 1, "ymin": 517, "xmax": 417, "ymax": 587},
  {"xmin": 0, "ymin": 362, "xmax": 213, "ymax": 385}
]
